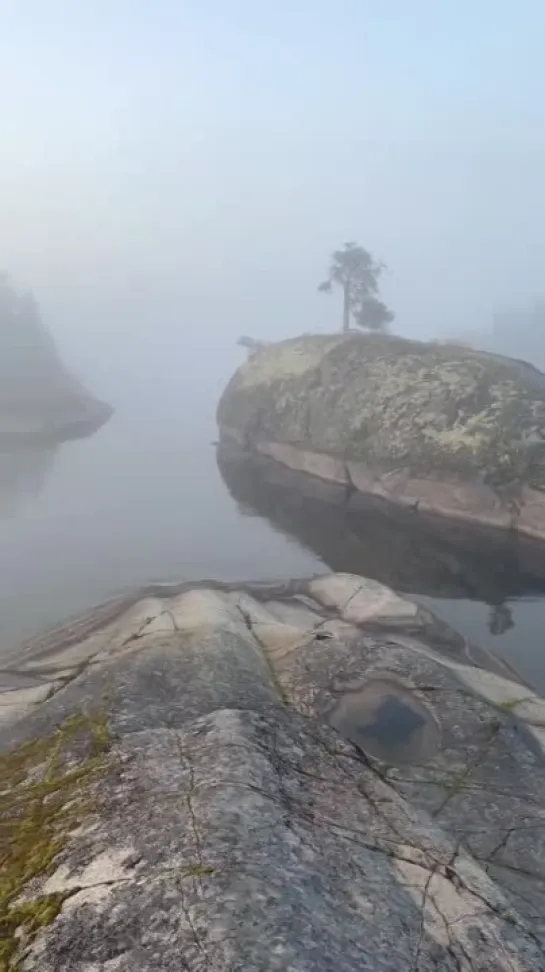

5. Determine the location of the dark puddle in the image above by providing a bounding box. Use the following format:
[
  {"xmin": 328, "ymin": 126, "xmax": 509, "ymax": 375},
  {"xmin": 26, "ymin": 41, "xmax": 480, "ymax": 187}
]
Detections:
[{"xmin": 329, "ymin": 678, "xmax": 441, "ymax": 765}]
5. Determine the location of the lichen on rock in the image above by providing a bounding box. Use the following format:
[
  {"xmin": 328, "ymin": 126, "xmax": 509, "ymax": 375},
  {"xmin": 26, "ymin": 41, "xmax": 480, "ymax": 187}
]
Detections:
[
  {"xmin": 218, "ymin": 332, "xmax": 545, "ymax": 537},
  {"xmin": 0, "ymin": 713, "xmax": 111, "ymax": 970},
  {"xmin": 3, "ymin": 574, "xmax": 545, "ymax": 969}
]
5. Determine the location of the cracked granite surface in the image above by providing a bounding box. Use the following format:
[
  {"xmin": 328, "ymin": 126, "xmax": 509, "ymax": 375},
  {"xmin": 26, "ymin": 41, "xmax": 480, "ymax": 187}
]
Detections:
[{"xmin": 2, "ymin": 572, "xmax": 545, "ymax": 970}]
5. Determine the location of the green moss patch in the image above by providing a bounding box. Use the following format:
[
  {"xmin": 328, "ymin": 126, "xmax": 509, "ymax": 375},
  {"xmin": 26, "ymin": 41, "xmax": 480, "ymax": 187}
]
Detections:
[{"xmin": 0, "ymin": 713, "xmax": 112, "ymax": 970}]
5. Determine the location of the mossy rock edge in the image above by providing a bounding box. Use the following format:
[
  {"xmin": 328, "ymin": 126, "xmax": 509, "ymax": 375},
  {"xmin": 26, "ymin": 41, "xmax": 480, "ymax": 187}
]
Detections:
[{"xmin": 0, "ymin": 713, "xmax": 112, "ymax": 971}]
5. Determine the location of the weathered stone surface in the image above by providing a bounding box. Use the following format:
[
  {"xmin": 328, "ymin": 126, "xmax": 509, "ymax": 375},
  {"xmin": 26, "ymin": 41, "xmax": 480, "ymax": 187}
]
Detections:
[
  {"xmin": 217, "ymin": 332, "xmax": 545, "ymax": 538},
  {"xmin": 347, "ymin": 461, "xmax": 514, "ymax": 527},
  {"xmin": 237, "ymin": 335, "xmax": 271, "ymax": 357},
  {"xmin": 2, "ymin": 573, "xmax": 545, "ymax": 969},
  {"xmin": 258, "ymin": 441, "xmax": 350, "ymax": 485}
]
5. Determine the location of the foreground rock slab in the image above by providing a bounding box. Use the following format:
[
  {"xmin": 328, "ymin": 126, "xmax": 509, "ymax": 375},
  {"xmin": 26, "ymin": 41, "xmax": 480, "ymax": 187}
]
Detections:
[{"xmin": 2, "ymin": 573, "xmax": 545, "ymax": 970}]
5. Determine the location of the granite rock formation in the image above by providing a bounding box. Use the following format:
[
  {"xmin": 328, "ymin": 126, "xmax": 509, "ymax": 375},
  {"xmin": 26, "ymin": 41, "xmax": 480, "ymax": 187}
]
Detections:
[
  {"xmin": 2, "ymin": 573, "xmax": 545, "ymax": 970},
  {"xmin": 218, "ymin": 332, "xmax": 545, "ymax": 540}
]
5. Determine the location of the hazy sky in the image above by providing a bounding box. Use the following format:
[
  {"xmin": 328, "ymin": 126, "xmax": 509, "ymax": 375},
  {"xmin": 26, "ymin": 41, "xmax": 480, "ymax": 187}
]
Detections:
[
  {"xmin": 2, "ymin": 2, "xmax": 544, "ymax": 392},
  {"xmin": 2, "ymin": 2, "xmax": 545, "ymax": 662}
]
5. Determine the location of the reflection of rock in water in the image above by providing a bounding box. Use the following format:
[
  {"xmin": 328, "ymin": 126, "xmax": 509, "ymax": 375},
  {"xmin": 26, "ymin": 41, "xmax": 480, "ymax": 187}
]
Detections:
[
  {"xmin": 0, "ymin": 446, "xmax": 57, "ymax": 517},
  {"xmin": 217, "ymin": 445, "xmax": 545, "ymax": 605}
]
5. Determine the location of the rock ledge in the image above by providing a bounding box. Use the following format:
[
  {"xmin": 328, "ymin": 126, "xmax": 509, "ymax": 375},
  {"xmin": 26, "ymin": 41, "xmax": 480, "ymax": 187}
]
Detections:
[{"xmin": 2, "ymin": 573, "xmax": 545, "ymax": 970}]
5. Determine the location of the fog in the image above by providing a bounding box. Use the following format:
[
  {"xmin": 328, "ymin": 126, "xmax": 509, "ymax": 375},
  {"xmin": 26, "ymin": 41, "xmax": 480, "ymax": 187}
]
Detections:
[
  {"xmin": 2, "ymin": 3, "xmax": 545, "ymax": 675},
  {"xmin": 3, "ymin": 1, "xmax": 545, "ymax": 403}
]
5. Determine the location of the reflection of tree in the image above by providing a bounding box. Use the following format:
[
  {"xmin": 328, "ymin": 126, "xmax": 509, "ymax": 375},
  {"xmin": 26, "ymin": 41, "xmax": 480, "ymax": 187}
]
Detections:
[
  {"xmin": 488, "ymin": 604, "xmax": 515, "ymax": 636},
  {"xmin": 0, "ymin": 446, "xmax": 57, "ymax": 518}
]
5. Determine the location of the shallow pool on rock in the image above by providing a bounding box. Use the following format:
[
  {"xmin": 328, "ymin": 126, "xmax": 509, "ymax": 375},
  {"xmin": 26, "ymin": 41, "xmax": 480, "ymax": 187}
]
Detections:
[{"xmin": 329, "ymin": 678, "xmax": 442, "ymax": 765}]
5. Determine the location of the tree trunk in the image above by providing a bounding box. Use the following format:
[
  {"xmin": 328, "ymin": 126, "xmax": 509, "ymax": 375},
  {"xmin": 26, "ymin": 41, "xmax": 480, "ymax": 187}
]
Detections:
[{"xmin": 342, "ymin": 283, "xmax": 350, "ymax": 332}]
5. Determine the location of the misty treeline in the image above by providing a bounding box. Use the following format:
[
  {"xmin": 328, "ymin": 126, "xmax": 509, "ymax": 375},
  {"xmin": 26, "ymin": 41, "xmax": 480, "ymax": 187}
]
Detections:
[
  {"xmin": 3, "ymin": 258, "xmax": 544, "ymax": 372},
  {"xmin": 0, "ymin": 274, "xmax": 47, "ymax": 346},
  {"xmin": 0, "ymin": 273, "xmax": 62, "ymax": 391},
  {"xmin": 318, "ymin": 241, "xmax": 394, "ymax": 334}
]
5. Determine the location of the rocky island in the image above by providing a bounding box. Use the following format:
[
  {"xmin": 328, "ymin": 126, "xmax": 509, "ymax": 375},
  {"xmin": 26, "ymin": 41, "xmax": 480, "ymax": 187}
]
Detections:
[
  {"xmin": 0, "ymin": 276, "xmax": 112, "ymax": 448},
  {"xmin": 2, "ymin": 572, "xmax": 545, "ymax": 969},
  {"xmin": 218, "ymin": 332, "xmax": 545, "ymax": 540}
]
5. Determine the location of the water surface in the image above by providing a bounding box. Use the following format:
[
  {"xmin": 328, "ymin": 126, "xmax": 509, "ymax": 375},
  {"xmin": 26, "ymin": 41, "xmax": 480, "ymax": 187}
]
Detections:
[{"xmin": 3, "ymin": 383, "xmax": 545, "ymax": 692}]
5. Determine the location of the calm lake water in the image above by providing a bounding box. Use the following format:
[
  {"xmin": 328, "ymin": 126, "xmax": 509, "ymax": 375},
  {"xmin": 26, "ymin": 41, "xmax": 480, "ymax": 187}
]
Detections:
[{"xmin": 3, "ymin": 374, "xmax": 545, "ymax": 692}]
